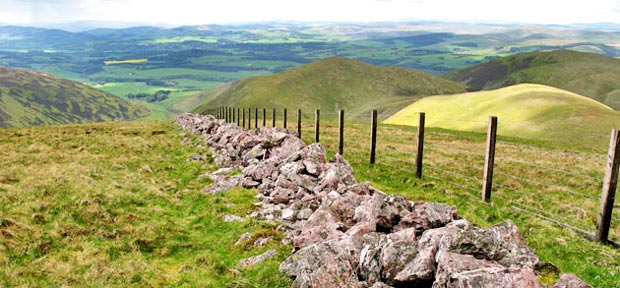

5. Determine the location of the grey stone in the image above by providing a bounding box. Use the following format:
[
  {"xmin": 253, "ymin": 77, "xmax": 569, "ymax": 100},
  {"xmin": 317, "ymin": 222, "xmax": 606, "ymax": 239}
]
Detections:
[{"xmin": 238, "ymin": 249, "xmax": 278, "ymax": 268}]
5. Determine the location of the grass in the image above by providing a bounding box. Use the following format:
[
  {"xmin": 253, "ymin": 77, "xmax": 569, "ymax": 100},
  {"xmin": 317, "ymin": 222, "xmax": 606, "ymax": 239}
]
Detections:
[
  {"xmin": 3, "ymin": 113, "xmax": 619, "ymax": 287},
  {"xmin": 0, "ymin": 67, "xmax": 149, "ymax": 128},
  {"xmin": 193, "ymin": 57, "xmax": 467, "ymax": 119},
  {"xmin": 0, "ymin": 121, "xmax": 292, "ymax": 287},
  {"xmin": 384, "ymin": 83, "xmax": 620, "ymax": 150},
  {"xmin": 444, "ymin": 50, "xmax": 620, "ymax": 109}
]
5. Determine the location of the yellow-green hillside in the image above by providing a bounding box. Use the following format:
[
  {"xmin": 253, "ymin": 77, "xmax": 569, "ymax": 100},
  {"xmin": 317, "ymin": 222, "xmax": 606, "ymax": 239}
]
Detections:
[
  {"xmin": 0, "ymin": 67, "xmax": 150, "ymax": 127},
  {"xmin": 444, "ymin": 50, "xmax": 620, "ymax": 109},
  {"xmin": 385, "ymin": 83, "xmax": 620, "ymax": 149},
  {"xmin": 193, "ymin": 57, "xmax": 467, "ymax": 118}
]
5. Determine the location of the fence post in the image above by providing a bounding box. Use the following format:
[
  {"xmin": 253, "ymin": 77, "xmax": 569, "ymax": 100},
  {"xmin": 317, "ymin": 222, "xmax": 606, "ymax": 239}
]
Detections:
[
  {"xmin": 242, "ymin": 108, "xmax": 246, "ymax": 128},
  {"xmin": 263, "ymin": 108, "xmax": 266, "ymax": 127},
  {"xmin": 482, "ymin": 116, "xmax": 498, "ymax": 202},
  {"xmin": 297, "ymin": 109, "xmax": 302, "ymax": 138},
  {"xmin": 416, "ymin": 112, "xmax": 426, "ymax": 179},
  {"xmin": 248, "ymin": 108, "xmax": 252, "ymax": 128},
  {"xmin": 232, "ymin": 108, "xmax": 236, "ymax": 124},
  {"xmin": 272, "ymin": 108, "xmax": 276, "ymax": 128},
  {"xmin": 284, "ymin": 108, "xmax": 288, "ymax": 129},
  {"xmin": 315, "ymin": 109, "xmax": 320, "ymax": 143},
  {"xmin": 596, "ymin": 129, "xmax": 620, "ymax": 243},
  {"xmin": 237, "ymin": 108, "xmax": 240, "ymax": 126},
  {"xmin": 338, "ymin": 109, "xmax": 345, "ymax": 155},
  {"xmin": 225, "ymin": 107, "xmax": 229, "ymax": 122},
  {"xmin": 254, "ymin": 108, "xmax": 258, "ymax": 128},
  {"xmin": 370, "ymin": 110, "xmax": 377, "ymax": 165}
]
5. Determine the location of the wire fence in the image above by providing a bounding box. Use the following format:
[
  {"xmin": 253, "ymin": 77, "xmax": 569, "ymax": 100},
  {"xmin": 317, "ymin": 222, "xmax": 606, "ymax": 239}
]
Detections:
[{"xmin": 207, "ymin": 106, "xmax": 619, "ymax": 245}]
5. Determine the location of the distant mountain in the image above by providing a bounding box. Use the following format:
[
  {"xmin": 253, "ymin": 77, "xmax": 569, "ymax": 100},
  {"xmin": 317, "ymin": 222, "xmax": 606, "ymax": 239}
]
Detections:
[
  {"xmin": 385, "ymin": 83, "xmax": 620, "ymax": 149},
  {"xmin": 444, "ymin": 50, "xmax": 620, "ymax": 109},
  {"xmin": 0, "ymin": 67, "xmax": 149, "ymax": 127},
  {"xmin": 192, "ymin": 57, "xmax": 467, "ymax": 118}
]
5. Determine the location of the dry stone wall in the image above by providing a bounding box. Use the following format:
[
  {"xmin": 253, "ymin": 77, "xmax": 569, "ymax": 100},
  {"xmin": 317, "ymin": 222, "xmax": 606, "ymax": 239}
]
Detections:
[{"xmin": 176, "ymin": 113, "xmax": 591, "ymax": 288}]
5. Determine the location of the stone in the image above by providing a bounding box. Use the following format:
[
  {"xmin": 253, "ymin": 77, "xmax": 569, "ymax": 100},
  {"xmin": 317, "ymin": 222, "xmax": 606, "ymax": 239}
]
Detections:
[
  {"xmin": 238, "ymin": 249, "xmax": 278, "ymax": 268},
  {"xmin": 297, "ymin": 208, "xmax": 313, "ymax": 220},
  {"xmin": 280, "ymin": 233, "xmax": 383, "ymax": 288},
  {"xmin": 281, "ymin": 208, "xmax": 296, "ymax": 221},
  {"xmin": 433, "ymin": 251, "xmax": 539, "ymax": 288},
  {"xmin": 293, "ymin": 205, "xmax": 345, "ymax": 249},
  {"xmin": 551, "ymin": 273, "xmax": 592, "ymax": 288},
  {"xmin": 394, "ymin": 202, "xmax": 458, "ymax": 234},
  {"xmin": 326, "ymin": 191, "xmax": 366, "ymax": 229},
  {"xmin": 235, "ymin": 232, "xmax": 252, "ymax": 246},
  {"xmin": 270, "ymin": 187, "xmax": 294, "ymax": 204},
  {"xmin": 254, "ymin": 237, "xmax": 272, "ymax": 247},
  {"xmin": 222, "ymin": 214, "xmax": 244, "ymax": 222},
  {"xmin": 380, "ymin": 228, "xmax": 418, "ymax": 282},
  {"xmin": 394, "ymin": 220, "xmax": 472, "ymax": 284}
]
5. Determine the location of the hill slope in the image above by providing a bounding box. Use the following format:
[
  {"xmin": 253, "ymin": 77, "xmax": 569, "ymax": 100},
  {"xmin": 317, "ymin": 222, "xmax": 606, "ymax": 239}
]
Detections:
[
  {"xmin": 385, "ymin": 84, "xmax": 620, "ymax": 149},
  {"xmin": 193, "ymin": 57, "xmax": 467, "ymax": 118},
  {"xmin": 444, "ymin": 50, "xmax": 620, "ymax": 109},
  {"xmin": 0, "ymin": 67, "xmax": 149, "ymax": 127}
]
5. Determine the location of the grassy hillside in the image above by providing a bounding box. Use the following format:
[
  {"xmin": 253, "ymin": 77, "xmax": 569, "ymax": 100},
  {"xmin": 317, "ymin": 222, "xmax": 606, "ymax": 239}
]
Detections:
[
  {"xmin": 444, "ymin": 50, "xmax": 620, "ymax": 109},
  {"xmin": 0, "ymin": 67, "xmax": 149, "ymax": 127},
  {"xmin": 193, "ymin": 57, "xmax": 467, "ymax": 118},
  {"xmin": 385, "ymin": 83, "xmax": 620, "ymax": 149},
  {"xmin": 0, "ymin": 121, "xmax": 291, "ymax": 286}
]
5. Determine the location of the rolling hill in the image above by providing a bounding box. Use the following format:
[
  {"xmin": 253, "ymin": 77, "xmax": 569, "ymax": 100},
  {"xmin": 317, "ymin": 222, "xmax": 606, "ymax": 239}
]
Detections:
[
  {"xmin": 384, "ymin": 83, "xmax": 620, "ymax": 149},
  {"xmin": 193, "ymin": 57, "xmax": 467, "ymax": 118},
  {"xmin": 0, "ymin": 67, "xmax": 149, "ymax": 127},
  {"xmin": 444, "ymin": 50, "xmax": 620, "ymax": 109}
]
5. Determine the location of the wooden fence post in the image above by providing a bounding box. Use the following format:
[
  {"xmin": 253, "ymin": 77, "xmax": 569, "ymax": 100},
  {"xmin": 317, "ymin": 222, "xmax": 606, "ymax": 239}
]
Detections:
[
  {"xmin": 225, "ymin": 107, "xmax": 229, "ymax": 122},
  {"xmin": 370, "ymin": 110, "xmax": 377, "ymax": 164},
  {"xmin": 338, "ymin": 109, "xmax": 345, "ymax": 155},
  {"xmin": 242, "ymin": 108, "xmax": 246, "ymax": 128},
  {"xmin": 315, "ymin": 109, "xmax": 320, "ymax": 143},
  {"xmin": 596, "ymin": 129, "xmax": 620, "ymax": 243},
  {"xmin": 255, "ymin": 108, "xmax": 258, "ymax": 128},
  {"xmin": 482, "ymin": 116, "xmax": 498, "ymax": 202},
  {"xmin": 248, "ymin": 108, "xmax": 252, "ymax": 128},
  {"xmin": 284, "ymin": 108, "xmax": 287, "ymax": 129},
  {"xmin": 297, "ymin": 109, "xmax": 302, "ymax": 138},
  {"xmin": 416, "ymin": 112, "xmax": 426, "ymax": 179},
  {"xmin": 263, "ymin": 108, "xmax": 266, "ymax": 127},
  {"xmin": 272, "ymin": 108, "xmax": 276, "ymax": 128},
  {"xmin": 237, "ymin": 108, "xmax": 240, "ymax": 126}
]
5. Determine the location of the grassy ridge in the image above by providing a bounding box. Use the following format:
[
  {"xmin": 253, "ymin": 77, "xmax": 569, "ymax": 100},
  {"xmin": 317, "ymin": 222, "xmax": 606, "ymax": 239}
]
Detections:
[
  {"xmin": 0, "ymin": 67, "xmax": 150, "ymax": 127},
  {"xmin": 0, "ymin": 121, "xmax": 291, "ymax": 286},
  {"xmin": 385, "ymin": 83, "xmax": 620, "ymax": 150},
  {"xmin": 193, "ymin": 57, "xmax": 467, "ymax": 119},
  {"xmin": 444, "ymin": 50, "xmax": 620, "ymax": 109}
]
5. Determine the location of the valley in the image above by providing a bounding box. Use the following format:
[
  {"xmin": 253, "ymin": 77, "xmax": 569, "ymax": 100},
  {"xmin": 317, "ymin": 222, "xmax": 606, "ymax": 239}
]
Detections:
[{"xmin": 1, "ymin": 22, "xmax": 620, "ymax": 119}]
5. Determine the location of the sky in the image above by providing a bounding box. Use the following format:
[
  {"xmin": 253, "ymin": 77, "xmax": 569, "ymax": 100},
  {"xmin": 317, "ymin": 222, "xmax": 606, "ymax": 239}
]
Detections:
[{"xmin": 1, "ymin": 0, "xmax": 619, "ymax": 27}]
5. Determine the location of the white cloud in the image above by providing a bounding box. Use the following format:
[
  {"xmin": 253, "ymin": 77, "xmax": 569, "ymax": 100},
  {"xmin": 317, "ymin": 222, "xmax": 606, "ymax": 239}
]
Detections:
[{"xmin": 0, "ymin": 0, "xmax": 619, "ymax": 26}]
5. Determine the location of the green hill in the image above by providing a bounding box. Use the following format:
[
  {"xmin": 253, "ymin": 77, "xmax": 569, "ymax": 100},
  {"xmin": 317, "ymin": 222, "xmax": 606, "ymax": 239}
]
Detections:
[
  {"xmin": 0, "ymin": 67, "xmax": 149, "ymax": 127},
  {"xmin": 444, "ymin": 50, "xmax": 620, "ymax": 109},
  {"xmin": 385, "ymin": 83, "xmax": 620, "ymax": 149},
  {"xmin": 193, "ymin": 57, "xmax": 467, "ymax": 118}
]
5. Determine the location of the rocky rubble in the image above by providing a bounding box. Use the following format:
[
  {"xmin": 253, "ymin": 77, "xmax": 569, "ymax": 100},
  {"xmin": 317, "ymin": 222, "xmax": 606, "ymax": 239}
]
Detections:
[{"xmin": 176, "ymin": 113, "xmax": 591, "ymax": 288}]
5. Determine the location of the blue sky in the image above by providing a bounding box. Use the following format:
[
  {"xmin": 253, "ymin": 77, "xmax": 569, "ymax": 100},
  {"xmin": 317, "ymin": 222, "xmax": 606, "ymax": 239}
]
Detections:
[{"xmin": 1, "ymin": 0, "xmax": 619, "ymax": 27}]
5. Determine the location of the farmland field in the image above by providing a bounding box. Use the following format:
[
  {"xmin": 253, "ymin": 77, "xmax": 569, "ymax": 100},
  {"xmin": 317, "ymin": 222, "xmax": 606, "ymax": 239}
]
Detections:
[{"xmin": 2, "ymin": 23, "xmax": 620, "ymax": 119}]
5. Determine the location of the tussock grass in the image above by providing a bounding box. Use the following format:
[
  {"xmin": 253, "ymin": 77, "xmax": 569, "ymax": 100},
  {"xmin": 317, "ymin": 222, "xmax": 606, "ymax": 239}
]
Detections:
[{"xmin": 0, "ymin": 121, "xmax": 291, "ymax": 287}]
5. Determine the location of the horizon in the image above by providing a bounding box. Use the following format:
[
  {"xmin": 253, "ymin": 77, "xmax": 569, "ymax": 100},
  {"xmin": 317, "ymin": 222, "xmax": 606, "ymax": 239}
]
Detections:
[{"xmin": 1, "ymin": 0, "xmax": 619, "ymax": 31}]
